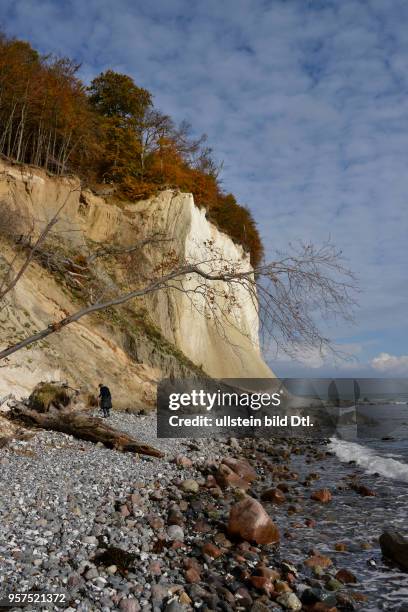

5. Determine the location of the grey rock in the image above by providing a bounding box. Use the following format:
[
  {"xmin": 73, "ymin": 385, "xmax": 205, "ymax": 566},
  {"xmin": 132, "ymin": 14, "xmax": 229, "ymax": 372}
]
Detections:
[
  {"xmin": 119, "ymin": 598, "xmax": 141, "ymax": 612},
  {"xmin": 166, "ymin": 525, "xmax": 184, "ymax": 541}
]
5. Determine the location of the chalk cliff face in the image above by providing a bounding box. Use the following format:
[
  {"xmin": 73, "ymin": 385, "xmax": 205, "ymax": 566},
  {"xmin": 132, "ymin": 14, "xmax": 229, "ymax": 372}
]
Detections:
[
  {"xmin": 0, "ymin": 160, "xmax": 273, "ymax": 400},
  {"xmin": 126, "ymin": 191, "xmax": 273, "ymax": 379}
]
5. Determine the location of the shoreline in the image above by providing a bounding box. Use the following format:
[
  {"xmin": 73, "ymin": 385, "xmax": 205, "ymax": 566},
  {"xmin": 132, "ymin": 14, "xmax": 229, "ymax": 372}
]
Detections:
[{"xmin": 1, "ymin": 411, "xmax": 407, "ymax": 611}]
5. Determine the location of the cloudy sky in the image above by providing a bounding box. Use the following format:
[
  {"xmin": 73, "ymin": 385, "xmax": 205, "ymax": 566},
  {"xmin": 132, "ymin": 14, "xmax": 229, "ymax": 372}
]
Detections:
[{"xmin": 2, "ymin": 0, "xmax": 408, "ymax": 377}]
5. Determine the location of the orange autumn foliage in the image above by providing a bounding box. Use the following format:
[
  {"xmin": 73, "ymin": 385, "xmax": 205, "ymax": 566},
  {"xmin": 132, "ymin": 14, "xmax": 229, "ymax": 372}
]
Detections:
[{"xmin": 0, "ymin": 31, "xmax": 263, "ymax": 266}]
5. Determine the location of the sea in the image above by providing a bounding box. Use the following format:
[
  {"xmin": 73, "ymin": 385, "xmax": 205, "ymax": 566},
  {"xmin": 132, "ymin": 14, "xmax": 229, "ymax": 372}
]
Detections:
[{"xmin": 310, "ymin": 399, "xmax": 408, "ymax": 610}]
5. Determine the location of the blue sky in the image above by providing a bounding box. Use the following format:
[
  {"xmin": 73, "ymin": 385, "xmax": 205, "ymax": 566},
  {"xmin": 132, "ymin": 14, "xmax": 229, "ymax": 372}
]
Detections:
[{"xmin": 2, "ymin": 0, "xmax": 408, "ymax": 377}]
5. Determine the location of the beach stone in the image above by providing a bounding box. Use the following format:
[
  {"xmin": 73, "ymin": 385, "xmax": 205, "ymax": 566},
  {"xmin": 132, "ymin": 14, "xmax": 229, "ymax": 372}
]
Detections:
[
  {"xmin": 167, "ymin": 525, "xmax": 184, "ymax": 541},
  {"xmin": 235, "ymin": 587, "xmax": 253, "ymax": 607},
  {"xmin": 304, "ymin": 555, "xmax": 333, "ymax": 569},
  {"xmin": 174, "ymin": 455, "xmax": 193, "ymax": 468},
  {"xmin": 179, "ymin": 592, "xmax": 191, "ymax": 605},
  {"xmin": 180, "ymin": 479, "xmax": 199, "ymax": 493},
  {"xmin": 149, "ymin": 560, "xmax": 162, "ymax": 576},
  {"xmin": 336, "ymin": 568, "xmax": 357, "ymax": 583},
  {"xmin": 325, "ymin": 577, "xmax": 343, "ymax": 591},
  {"xmin": 222, "ymin": 457, "xmax": 257, "ymax": 482},
  {"xmin": 120, "ymin": 504, "xmax": 131, "ymax": 517},
  {"xmin": 276, "ymin": 592, "xmax": 302, "ymax": 610},
  {"xmin": 380, "ymin": 530, "xmax": 408, "ymax": 570},
  {"xmin": 168, "ymin": 506, "xmax": 184, "ymax": 526},
  {"xmin": 151, "ymin": 583, "xmax": 170, "ymax": 604},
  {"xmin": 228, "ymin": 437, "xmax": 241, "ymax": 450},
  {"xmin": 311, "ymin": 489, "xmax": 332, "ymax": 504},
  {"xmin": 202, "ymin": 542, "xmax": 223, "ymax": 559},
  {"xmin": 351, "ymin": 483, "xmax": 376, "ymax": 496},
  {"xmin": 165, "ymin": 601, "xmax": 186, "ymax": 612},
  {"xmin": 228, "ymin": 497, "xmax": 279, "ymax": 545},
  {"xmin": 248, "ymin": 574, "xmax": 275, "ymax": 595},
  {"xmin": 215, "ymin": 463, "xmax": 251, "ymax": 490},
  {"xmin": 119, "ymin": 598, "xmax": 141, "ymax": 612},
  {"xmin": 85, "ymin": 567, "xmax": 99, "ymax": 580},
  {"xmin": 185, "ymin": 567, "xmax": 201, "ymax": 583},
  {"xmin": 148, "ymin": 514, "xmax": 165, "ymax": 530},
  {"xmin": 275, "ymin": 580, "xmax": 292, "ymax": 593},
  {"xmin": 260, "ymin": 488, "xmax": 286, "ymax": 504}
]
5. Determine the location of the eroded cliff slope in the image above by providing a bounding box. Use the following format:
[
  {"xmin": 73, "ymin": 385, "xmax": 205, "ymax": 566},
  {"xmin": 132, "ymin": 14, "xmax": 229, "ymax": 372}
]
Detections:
[{"xmin": 0, "ymin": 159, "xmax": 273, "ymax": 403}]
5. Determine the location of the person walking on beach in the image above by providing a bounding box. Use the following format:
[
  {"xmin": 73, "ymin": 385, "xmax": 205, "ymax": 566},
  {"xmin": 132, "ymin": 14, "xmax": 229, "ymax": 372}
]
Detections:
[{"xmin": 99, "ymin": 383, "xmax": 112, "ymax": 418}]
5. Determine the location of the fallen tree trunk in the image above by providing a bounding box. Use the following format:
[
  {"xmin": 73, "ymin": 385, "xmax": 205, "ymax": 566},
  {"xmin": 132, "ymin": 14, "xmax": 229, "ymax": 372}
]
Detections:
[{"xmin": 8, "ymin": 405, "xmax": 164, "ymax": 458}]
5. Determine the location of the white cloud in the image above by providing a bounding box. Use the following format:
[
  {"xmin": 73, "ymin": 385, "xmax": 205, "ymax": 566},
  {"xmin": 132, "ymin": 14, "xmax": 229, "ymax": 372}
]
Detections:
[
  {"xmin": 371, "ymin": 353, "xmax": 408, "ymax": 375},
  {"xmin": 1, "ymin": 0, "xmax": 408, "ymax": 372}
]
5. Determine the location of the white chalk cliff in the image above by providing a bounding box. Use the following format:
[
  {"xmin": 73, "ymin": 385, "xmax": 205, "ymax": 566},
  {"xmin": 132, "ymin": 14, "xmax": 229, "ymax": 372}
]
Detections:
[{"xmin": 0, "ymin": 160, "xmax": 274, "ymax": 402}]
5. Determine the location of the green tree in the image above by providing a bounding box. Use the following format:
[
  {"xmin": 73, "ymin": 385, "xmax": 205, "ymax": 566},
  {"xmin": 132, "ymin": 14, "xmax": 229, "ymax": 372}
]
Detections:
[{"xmin": 88, "ymin": 70, "xmax": 152, "ymax": 123}]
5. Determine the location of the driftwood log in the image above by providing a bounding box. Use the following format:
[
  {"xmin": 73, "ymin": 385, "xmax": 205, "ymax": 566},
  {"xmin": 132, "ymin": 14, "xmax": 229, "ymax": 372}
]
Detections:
[{"xmin": 8, "ymin": 404, "xmax": 164, "ymax": 458}]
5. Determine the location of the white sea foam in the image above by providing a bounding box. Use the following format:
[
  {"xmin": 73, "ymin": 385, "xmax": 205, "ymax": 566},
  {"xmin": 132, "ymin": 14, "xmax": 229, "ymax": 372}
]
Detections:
[{"xmin": 329, "ymin": 438, "xmax": 408, "ymax": 483}]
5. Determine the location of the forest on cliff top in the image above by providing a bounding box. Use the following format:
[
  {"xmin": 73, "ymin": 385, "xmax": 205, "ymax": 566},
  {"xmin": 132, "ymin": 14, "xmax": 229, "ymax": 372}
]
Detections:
[{"xmin": 0, "ymin": 32, "xmax": 263, "ymax": 266}]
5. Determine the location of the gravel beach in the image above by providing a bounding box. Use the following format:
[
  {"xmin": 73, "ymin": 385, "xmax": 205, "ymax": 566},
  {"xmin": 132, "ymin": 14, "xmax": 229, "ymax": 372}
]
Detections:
[{"xmin": 1, "ymin": 411, "xmax": 408, "ymax": 612}]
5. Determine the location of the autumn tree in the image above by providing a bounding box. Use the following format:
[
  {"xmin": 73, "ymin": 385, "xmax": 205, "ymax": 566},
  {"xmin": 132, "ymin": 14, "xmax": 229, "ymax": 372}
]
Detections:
[
  {"xmin": 0, "ymin": 34, "xmax": 98, "ymax": 174},
  {"xmin": 0, "ymin": 32, "xmax": 264, "ymax": 266}
]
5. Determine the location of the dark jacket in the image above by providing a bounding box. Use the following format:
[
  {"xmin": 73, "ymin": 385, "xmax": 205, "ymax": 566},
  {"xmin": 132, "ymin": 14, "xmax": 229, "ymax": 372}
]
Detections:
[{"xmin": 99, "ymin": 385, "xmax": 112, "ymax": 409}]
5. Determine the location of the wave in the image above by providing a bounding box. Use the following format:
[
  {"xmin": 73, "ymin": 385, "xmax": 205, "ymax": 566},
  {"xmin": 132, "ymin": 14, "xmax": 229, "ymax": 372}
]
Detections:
[{"xmin": 329, "ymin": 438, "xmax": 408, "ymax": 483}]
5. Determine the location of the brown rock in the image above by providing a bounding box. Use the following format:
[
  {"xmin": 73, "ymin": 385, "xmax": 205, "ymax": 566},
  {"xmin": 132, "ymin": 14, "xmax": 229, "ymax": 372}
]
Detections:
[
  {"xmin": 304, "ymin": 555, "xmax": 333, "ymax": 569},
  {"xmin": 277, "ymin": 482, "xmax": 290, "ymax": 492},
  {"xmin": 185, "ymin": 567, "xmax": 201, "ymax": 583},
  {"xmin": 205, "ymin": 475, "xmax": 218, "ymax": 488},
  {"xmin": 179, "ymin": 592, "xmax": 192, "ymax": 605},
  {"xmin": 222, "ymin": 457, "xmax": 257, "ymax": 482},
  {"xmin": 274, "ymin": 580, "xmax": 291, "ymax": 593},
  {"xmin": 254, "ymin": 565, "xmax": 280, "ymax": 581},
  {"xmin": 184, "ymin": 557, "xmax": 202, "ymax": 572},
  {"xmin": 334, "ymin": 543, "xmax": 347, "ymax": 552},
  {"xmin": 311, "ymin": 488, "xmax": 332, "ymax": 503},
  {"xmin": 202, "ymin": 542, "xmax": 223, "ymax": 559},
  {"xmin": 260, "ymin": 488, "xmax": 286, "ymax": 504},
  {"xmin": 235, "ymin": 587, "xmax": 253, "ymax": 607},
  {"xmin": 194, "ymin": 519, "xmax": 212, "ymax": 533},
  {"xmin": 248, "ymin": 575, "xmax": 275, "ymax": 595},
  {"xmin": 174, "ymin": 455, "xmax": 193, "ymax": 468},
  {"xmin": 167, "ymin": 507, "xmax": 184, "ymax": 526},
  {"xmin": 148, "ymin": 560, "xmax": 162, "ymax": 576},
  {"xmin": 215, "ymin": 463, "xmax": 251, "ymax": 490},
  {"xmin": 305, "ymin": 518, "xmax": 316, "ymax": 528},
  {"xmin": 351, "ymin": 592, "xmax": 368, "ymax": 602},
  {"xmin": 214, "ymin": 532, "xmax": 232, "ymax": 547},
  {"xmin": 147, "ymin": 514, "xmax": 164, "ymax": 530},
  {"xmin": 227, "ymin": 497, "xmax": 280, "ymax": 545},
  {"xmin": 335, "ymin": 568, "xmax": 357, "ymax": 584},
  {"xmin": 120, "ymin": 504, "xmax": 130, "ymax": 518},
  {"xmin": 130, "ymin": 492, "xmax": 144, "ymax": 506},
  {"xmin": 350, "ymin": 482, "xmax": 376, "ymax": 496}
]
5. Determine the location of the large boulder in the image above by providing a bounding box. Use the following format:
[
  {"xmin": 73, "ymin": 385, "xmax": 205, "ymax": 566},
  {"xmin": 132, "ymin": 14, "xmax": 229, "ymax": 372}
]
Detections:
[
  {"xmin": 216, "ymin": 457, "xmax": 257, "ymax": 490},
  {"xmin": 380, "ymin": 530, "xmax": 408, "ymax": 571},
  {"xmin": 28, "ymin": 382, "xmax": 72, "ymax": 413},
  {"xmin": 227, "ymin": 496, "xmax": 279, "ymax": 545}
]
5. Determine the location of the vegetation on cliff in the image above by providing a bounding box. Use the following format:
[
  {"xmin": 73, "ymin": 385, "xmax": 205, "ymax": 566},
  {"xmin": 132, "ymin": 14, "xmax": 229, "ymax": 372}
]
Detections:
[{"xmin": 0, "ymin": 32, "xmax": 263, "ymax": 266}]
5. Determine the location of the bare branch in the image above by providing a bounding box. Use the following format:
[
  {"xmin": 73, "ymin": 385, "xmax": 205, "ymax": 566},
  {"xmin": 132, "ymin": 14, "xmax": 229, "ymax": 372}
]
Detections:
[
  {"xmin": 86, "ymin": 233, "xmax": 171, "ymax": 264},
  {"xmin": 0, "ymin": 188, "xmax": 79, "ymax": 301},
  {"xmin": 0, "ymin": 241, "xmax": 357, "ymax": 362}
]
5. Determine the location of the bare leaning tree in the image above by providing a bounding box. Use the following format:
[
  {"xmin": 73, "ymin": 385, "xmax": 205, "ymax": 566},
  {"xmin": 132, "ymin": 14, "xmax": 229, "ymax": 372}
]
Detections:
[{"xmin": 0, "ymin": 200, "xmax": 357, "ymax": 363}]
